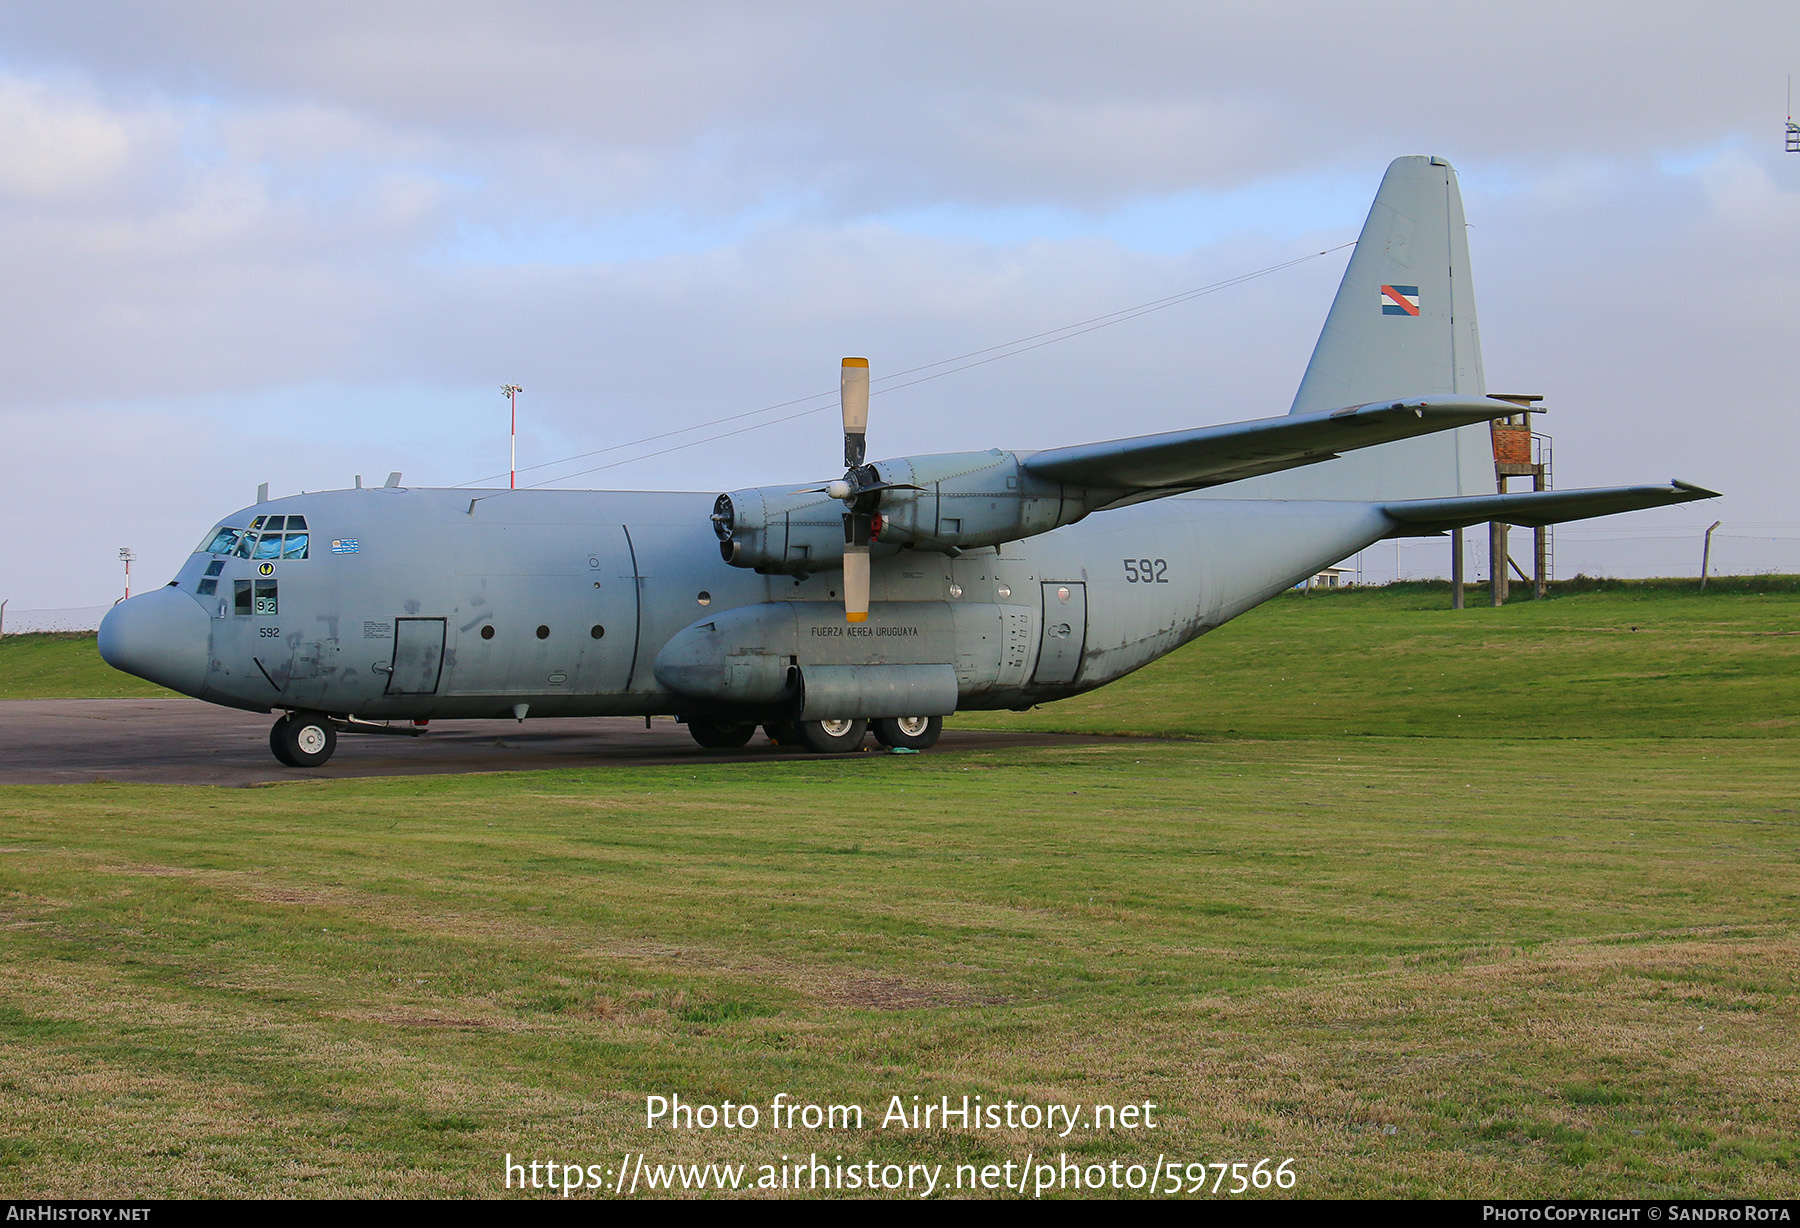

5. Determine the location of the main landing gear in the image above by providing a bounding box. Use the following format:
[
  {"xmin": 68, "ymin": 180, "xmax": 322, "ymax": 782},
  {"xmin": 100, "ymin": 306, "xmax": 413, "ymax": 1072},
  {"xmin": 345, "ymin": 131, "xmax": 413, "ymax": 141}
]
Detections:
[
  {"xmin": 685, "ymin": 717, "xmax": 758, "ymax": 749},
  {"xmin": 872, "ymin": 715, "xmax": 943, "ymax": 751},
  {"xmin": 270, "ymin": 711, "xmax": 337, "ymax": 767},
  {"xmin": 688, "ymin": 716, "xmax": 944, "ymax": 754}
]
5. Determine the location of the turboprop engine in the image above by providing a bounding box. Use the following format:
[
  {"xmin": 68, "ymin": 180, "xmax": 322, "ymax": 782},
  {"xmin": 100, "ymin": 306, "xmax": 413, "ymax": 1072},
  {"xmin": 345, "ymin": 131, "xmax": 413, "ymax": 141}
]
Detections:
[
  {"xmin": 711, "ymin": 359, "xmax": 1114, "ymax": 619},
  {"xmin": 712, "ymin": 449, "xmax": 1097, "ymax": 569}
]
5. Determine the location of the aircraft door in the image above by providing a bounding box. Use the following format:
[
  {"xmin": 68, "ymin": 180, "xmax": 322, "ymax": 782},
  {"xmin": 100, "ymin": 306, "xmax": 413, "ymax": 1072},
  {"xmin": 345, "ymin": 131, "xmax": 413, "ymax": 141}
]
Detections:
[
  {"xmin": 1032, "ymin": 581, "xmax": 1088, "ymax": 685},
  {"xmin": 386, "ymin": 617, "xmax": 446, "ymax": 695}
]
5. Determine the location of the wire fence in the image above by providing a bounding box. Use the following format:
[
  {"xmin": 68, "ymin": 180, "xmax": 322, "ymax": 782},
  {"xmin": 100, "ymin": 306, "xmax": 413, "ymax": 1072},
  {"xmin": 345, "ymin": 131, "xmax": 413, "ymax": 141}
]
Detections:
[{"xmin": 0, "ymin": 605, "xmax": 115, "ymax": 634}]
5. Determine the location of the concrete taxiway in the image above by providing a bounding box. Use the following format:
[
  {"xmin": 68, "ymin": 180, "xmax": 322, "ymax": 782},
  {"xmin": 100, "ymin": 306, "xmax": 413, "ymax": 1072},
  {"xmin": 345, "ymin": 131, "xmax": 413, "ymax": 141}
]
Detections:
[{"xmin": 0, "ymin": 699, "xmax": 1131, "ymax": 786}]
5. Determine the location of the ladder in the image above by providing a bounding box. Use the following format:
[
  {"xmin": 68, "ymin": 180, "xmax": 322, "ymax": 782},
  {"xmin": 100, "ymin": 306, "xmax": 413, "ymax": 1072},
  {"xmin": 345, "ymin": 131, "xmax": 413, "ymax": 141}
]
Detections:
[{"xmin": 1533, "ymin": 430, "xmax": 1555, "ymax": 583}]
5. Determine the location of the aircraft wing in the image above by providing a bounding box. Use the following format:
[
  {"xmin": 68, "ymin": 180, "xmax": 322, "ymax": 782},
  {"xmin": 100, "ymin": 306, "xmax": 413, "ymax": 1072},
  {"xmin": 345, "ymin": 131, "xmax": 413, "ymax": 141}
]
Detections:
[
  {"xmin": 1380, "ymin": 481, "xmax": 1721, "ymax": 536},
  {"xmin": 1019, "ymin": 397, "xmax": 1511, "ymax": 492}
]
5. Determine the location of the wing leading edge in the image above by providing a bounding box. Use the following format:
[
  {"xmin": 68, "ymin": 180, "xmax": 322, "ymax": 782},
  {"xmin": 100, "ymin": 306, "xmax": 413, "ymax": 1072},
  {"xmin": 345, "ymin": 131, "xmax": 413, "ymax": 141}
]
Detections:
[
  {"xmin": 1020, "ymin": 397, "xmax": 1511, "ymax": 495},
  {"xmin": 1380, "ymin": 481, "xmax": 1721, "ymax": 537}
]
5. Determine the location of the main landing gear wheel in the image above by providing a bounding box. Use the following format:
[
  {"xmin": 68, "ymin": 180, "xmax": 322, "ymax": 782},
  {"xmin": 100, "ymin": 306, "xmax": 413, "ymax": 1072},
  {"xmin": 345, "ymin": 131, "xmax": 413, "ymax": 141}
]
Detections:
[
  {"xmin": 270, "ymin": 711, "xmax": 337, "ymax": 767},
  {"xmin": 872, "ymin": 715, "xmax": 943, "ymax": 751},
  {"xmin": 795, "ymin": 718, "xmax": 868, "ymax": 754},
  {"xmin": 686, "ymin": 717, "xmax": 757, "ymax": 750}
]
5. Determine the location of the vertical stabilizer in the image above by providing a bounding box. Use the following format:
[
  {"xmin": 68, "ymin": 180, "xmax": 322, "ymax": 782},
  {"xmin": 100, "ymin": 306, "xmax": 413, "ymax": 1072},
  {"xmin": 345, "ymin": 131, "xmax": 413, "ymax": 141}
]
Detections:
[
  {"xmin": 1208, "ymin": 156, "xmax": 1494, "ymax": 502},
  {"xmin": 1291, "ymin": 155, "xmax": 1485, "ymax": 414}
]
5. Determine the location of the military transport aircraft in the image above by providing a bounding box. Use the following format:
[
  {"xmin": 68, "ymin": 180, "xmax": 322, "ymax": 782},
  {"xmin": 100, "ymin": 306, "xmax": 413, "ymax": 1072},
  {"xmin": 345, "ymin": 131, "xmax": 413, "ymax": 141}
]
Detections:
[{"xmin": 98, "ymin": 156, "xmax": 1716, "ymax": 765}]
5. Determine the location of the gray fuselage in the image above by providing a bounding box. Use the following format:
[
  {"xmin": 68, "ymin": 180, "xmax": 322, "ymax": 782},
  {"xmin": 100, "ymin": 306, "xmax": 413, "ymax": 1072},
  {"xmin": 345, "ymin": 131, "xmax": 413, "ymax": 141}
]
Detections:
[{"xmin": 113, "ymin": 485, "xmax": 1394, "ymax": 723}]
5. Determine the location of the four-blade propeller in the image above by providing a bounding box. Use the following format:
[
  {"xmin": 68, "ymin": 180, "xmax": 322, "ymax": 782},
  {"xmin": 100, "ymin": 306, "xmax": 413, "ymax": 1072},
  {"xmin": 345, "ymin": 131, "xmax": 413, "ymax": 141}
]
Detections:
[
  {"xmin": 793, "ymin": 358, "xmax": 921, "ymax": 622},
  {"xmin": 839, "ymin": 357, "xmax": 875, "ymax": 624}
]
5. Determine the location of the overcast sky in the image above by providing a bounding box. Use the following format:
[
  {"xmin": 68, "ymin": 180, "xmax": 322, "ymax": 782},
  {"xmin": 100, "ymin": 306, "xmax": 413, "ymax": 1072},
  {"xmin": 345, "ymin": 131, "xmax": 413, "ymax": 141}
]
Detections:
[{"xmin": 3, "ymin": 1, "xmax": 1797, "ymax": 610}]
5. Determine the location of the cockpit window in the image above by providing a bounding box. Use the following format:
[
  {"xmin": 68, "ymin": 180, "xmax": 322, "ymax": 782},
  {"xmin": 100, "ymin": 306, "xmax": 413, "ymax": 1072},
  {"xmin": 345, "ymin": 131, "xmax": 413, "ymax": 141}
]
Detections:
[
  {"xmin": 201, "ymin": 527, "xmax": 242, "ymax": 555},
  {"xmin": 199, "ymin": 515, "xmax": 311, "ymax": 560}
]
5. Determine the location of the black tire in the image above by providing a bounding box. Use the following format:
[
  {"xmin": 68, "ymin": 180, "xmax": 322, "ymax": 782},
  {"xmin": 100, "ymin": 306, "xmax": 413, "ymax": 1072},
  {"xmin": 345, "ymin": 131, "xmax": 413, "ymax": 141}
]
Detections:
[
  {"xmin": 795, "ymin": 718, "xmax": 868, "ymax": 754},
  {"xmin": 686, "ymin": 717, "xmax": 756, "ymax": 750},
  {"xmin": 268, "ymin": 719, "xmax": 297, "ymax": 766},
  {"xmin": 872, "ymin": 715, "xmax": 943, "ymax": 750},
  {"xmin": 271, "ymin": 712, "xmax": 337, "ymax": 767}
]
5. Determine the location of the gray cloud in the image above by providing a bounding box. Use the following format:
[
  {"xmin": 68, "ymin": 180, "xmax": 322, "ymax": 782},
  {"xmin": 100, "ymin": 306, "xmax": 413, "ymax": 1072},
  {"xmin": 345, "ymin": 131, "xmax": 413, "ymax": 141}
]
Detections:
[{"xmin": 1, "ymin": 3, "xmax": 1796, "ymax": 608}]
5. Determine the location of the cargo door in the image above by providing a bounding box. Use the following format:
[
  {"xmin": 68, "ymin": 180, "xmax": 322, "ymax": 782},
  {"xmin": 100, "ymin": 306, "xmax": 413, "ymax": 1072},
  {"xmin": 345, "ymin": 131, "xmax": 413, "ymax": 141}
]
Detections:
[
  {"xmin": 1032, "ymin": 581, "xmax": 1087, "ymax": 685},
  {"xmin": 386, "ymin": 617, "xmax": 446, "ymax": 695}
]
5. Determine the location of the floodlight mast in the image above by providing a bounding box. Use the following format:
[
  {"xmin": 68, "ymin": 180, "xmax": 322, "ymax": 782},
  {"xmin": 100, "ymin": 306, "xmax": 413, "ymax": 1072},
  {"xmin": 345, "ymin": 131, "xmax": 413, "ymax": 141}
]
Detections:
[
  {"xmin": 501, "ymin": 384, "xmax": 523, "ymax": 489},
  {"xmin": 1788, "ymin": 76, "xmax": 1799, "ymax": 153},
  {"xmin": 118, "ymin": 547, "xmax": 136, "ymax": 601}
]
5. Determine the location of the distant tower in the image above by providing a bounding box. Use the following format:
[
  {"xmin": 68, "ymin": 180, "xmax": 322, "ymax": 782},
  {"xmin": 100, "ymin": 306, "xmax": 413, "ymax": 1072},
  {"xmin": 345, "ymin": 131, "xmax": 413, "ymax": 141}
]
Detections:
[
  {"xmin": 1788, "ymin": 76, "xmax": 1799, "ymax": 152},
  {"xmin": 501, "ymin": 383, "xmax": 523, "ymax": 489}
]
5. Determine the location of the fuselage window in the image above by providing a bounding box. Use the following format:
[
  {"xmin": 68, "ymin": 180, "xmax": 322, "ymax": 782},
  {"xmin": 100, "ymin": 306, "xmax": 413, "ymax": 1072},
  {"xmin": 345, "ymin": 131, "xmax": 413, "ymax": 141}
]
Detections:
[
  {"xmin": 197, "ymin": 578, "xmax": 218, "ymax": 596},
  {"xmin": 234, "ymin": 579, "xmax": 253, "ymax": 614}
]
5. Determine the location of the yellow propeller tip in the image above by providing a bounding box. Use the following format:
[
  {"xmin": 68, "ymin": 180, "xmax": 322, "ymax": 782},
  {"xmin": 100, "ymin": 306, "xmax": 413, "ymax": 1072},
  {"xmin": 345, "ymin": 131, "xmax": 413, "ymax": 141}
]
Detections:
[
  {"xmin": 841, "ymin": 357, "xmax": 868, "ymax": 368},
  {"xmin": 845, "ymin": 612, "xmax": 868, "ymax": 623}
]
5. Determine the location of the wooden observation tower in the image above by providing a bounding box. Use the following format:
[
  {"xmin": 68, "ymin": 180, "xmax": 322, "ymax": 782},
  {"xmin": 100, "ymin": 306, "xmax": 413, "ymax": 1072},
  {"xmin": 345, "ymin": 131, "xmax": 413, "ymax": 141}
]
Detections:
[{"xmin": 1451, "ymin": 394, "xmax": 1552, "ymax": 608}]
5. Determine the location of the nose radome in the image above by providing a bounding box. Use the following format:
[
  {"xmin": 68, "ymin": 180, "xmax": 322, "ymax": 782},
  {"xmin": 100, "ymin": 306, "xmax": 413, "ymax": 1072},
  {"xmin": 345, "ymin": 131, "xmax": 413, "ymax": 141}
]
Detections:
[{"xmin": 97, "ymin": 586, "xmax": 211, "ymax": 697}]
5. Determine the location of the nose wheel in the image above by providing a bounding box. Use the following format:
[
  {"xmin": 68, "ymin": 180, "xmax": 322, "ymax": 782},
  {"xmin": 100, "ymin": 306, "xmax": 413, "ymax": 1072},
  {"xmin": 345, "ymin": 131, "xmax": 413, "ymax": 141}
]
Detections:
[{"xmin": 271, "ymin": 711, "xmax": 337, "ymax": 767}]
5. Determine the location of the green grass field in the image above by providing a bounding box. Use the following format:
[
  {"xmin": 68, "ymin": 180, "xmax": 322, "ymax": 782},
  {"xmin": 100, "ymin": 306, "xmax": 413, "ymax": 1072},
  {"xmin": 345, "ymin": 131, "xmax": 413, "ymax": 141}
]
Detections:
[
  {"xmin": 1, "ymin": 584, "xmax": 1796, "ymax": 1199},
  {"xmin": 0, "ymin": 630, "xmax": 174, "ymax": 699}
]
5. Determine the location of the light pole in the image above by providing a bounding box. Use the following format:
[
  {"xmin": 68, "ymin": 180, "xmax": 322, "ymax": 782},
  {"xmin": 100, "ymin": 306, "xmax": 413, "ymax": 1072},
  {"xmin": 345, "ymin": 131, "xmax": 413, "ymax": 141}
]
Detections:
[
  {"xmin": 1701, "ymin": 520, "xmax": 1723, "ymax": 589},
  {"xmin": 119, "ymin": 547, "xmax": 136, "ymax": 601},
  {"xmin": 501, "ymin": 384, "xmax": 523, "ymax": 489}
]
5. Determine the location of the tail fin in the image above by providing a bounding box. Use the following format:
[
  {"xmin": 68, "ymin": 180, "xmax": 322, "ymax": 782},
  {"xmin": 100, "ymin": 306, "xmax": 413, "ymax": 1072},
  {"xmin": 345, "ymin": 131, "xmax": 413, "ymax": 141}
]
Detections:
[
  {"xmin": 1291, "ymin": 155, "xmax": 1485, "ymax": 414},
  {"xmin": 1211, "ymin": 156, "xmax": 1495, "ymax": 502}
]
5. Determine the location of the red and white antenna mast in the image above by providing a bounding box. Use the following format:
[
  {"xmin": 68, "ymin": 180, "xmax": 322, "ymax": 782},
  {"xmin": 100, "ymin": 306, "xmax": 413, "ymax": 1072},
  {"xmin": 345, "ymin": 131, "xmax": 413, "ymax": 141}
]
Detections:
[{"xmin": 501, "ymin": 384, "xmax": 523, "ymax": 489}]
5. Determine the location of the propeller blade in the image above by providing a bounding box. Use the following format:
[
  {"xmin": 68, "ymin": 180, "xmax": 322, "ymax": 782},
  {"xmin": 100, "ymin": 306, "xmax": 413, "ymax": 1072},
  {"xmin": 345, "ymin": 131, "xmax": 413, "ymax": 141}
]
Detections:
[
  {"xmin": 841, "ymin": 357, "xmax": 869, "ymax": 468},
  {"xmin": 843, "ymin": 543, "xmax": 870, "ymax": 624}
]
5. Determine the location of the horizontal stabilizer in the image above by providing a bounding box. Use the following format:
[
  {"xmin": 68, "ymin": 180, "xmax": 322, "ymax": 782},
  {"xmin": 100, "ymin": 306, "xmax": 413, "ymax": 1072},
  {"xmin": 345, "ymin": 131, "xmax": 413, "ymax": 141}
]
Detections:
[
  {"xmin": 1382, "ymin": 481, "xmax": 1720, "ymax": 536},
  {"xmin": 1022, "ymin": 397, "xmax": 1513, "ymax": 493}
]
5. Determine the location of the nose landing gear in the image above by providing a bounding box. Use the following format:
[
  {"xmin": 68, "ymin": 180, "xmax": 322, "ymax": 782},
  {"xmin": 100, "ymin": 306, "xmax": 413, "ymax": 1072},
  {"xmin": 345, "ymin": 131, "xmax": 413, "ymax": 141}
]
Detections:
[{"xmin": 270, "ymin": 711, "xmax": 337, "ymax": 767}]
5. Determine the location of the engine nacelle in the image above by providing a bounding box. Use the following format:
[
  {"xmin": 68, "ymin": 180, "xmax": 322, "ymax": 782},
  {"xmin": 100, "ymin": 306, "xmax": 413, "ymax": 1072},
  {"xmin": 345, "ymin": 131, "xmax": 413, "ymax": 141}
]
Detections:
[{"xmin": 713, "ymin": 449, "xmax": 1109, "ymax": 575}]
